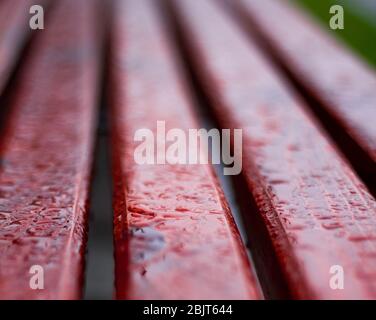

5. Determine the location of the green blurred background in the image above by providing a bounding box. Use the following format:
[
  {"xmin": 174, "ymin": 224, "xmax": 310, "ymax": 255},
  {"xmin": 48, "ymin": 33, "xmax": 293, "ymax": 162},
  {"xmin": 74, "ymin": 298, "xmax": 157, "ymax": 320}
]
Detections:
[{"xmin": 294, "ymin": 0, "xmax": 376, "ymax": 68}]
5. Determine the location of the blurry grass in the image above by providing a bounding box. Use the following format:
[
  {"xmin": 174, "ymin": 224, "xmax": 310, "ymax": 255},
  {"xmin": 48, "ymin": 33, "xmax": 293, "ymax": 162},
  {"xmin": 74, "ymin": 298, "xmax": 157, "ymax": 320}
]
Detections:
[{"xmin": 293, "ymin": 0, "xmax": 376, "ymax": 68}]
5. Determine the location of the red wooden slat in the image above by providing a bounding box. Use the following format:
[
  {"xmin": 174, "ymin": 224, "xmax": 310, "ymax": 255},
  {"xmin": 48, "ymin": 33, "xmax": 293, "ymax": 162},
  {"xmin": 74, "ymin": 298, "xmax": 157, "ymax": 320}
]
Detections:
[
  {"xmin": 110, "ymin": 0, "xmax": 260, "ymax": 300},
  {"xmin": 231, "ymin": 0, "xmax": 376, "ymax": 183},
  {"xmin": 171, "ymin": 0, "xmax": 376, "ymax": 299},
  {"xmin": 0, "ymin": 0, "xmax": 49, "ymax": 94},
  {"xmin": 0, "ymin": 0, "xmax": 100, "ymax": 299}
]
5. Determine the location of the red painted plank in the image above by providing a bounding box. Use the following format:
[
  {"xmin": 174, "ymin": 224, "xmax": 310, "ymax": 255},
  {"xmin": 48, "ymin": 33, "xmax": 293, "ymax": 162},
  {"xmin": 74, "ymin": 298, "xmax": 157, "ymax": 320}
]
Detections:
[
  {"xmin": 171, "ymin": 0, "xmax": 376, "ymax": 299},
  {"xmin": 0, "ymin": 0, "xmax": 48, "ymax": 94},
  {"xmin": 230, "ymin": 0, "xmax": 376, "ymax": 181},
  {"xmin": 110, "ymin": 0, "xmax": 260, "ymax": 300},
  {"xmin": 0, "ymin": 0, "xmax": 100, "ymax": 299}
]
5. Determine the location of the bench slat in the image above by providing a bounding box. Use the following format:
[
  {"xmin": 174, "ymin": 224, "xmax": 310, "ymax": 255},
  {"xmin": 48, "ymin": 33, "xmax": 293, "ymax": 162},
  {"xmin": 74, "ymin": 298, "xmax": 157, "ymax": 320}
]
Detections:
[
  {"xmin": 0, "ymin": 0, "xmax": 48, "ymax": 94},
  {"xmin": 233, "ymin": 0, "xmax": 376, "ymax": 185},
  {"xmin": 171, "ymin": 0, "xmax": 376, "ymax": 299},
  {"xmin": 0, "ymin": 0, "xmax": 100, "ymax": 299},
  {"xmin": 110, "ymin": 0, "xmax": 260, "ymax": 300}
]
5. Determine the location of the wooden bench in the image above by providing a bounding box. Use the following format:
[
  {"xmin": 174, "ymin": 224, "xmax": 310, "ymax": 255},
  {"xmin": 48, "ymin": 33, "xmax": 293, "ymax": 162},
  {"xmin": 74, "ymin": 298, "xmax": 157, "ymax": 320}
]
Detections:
[
  {"xmin": 0, "ymin": 0, "xmax": 375, "ymax": 300},
  {"xmin": 169, "ymin": 0, "xmax": 376, "ymax": 299},
  {"xmin": 227, "ymin": 0, "xmax": 376, "ymax": 193},
  {"xmin": 0, "ymin": 0, "xmax": 47, "ymax": 94},
  {"xmin": 109, "ymin": 0, "xmax": 260, "ymax": 300},
  {"xmin": 0, "ymin": 0, "xmax": 101, "ymax": 299}
]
